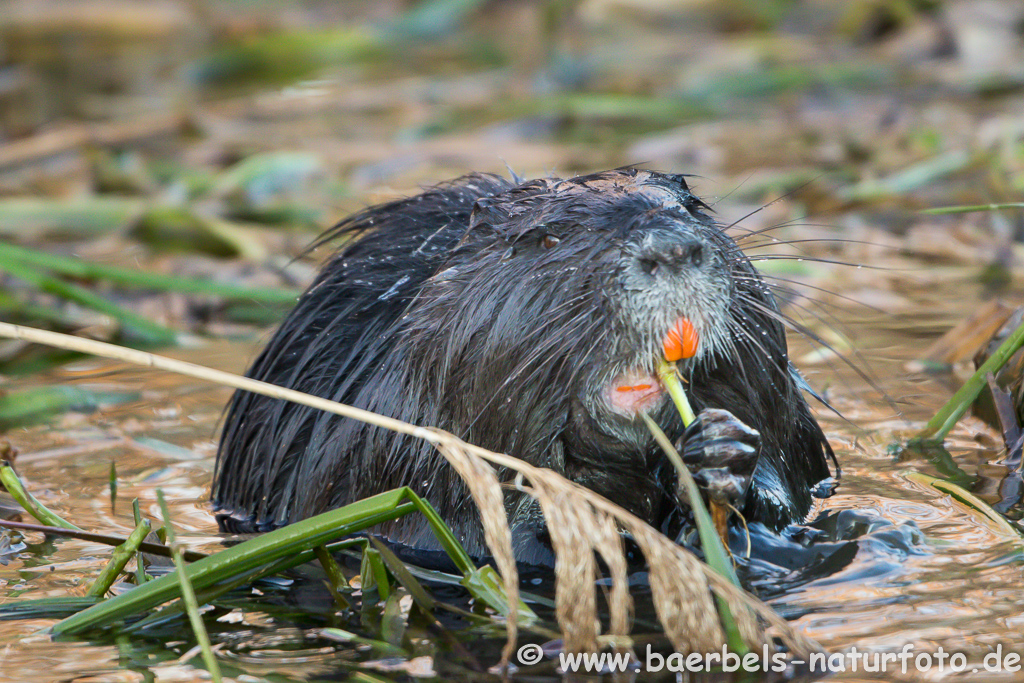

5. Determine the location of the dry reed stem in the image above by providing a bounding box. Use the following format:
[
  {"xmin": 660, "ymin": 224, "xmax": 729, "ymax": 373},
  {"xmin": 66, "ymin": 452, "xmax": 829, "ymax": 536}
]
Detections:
[{"xmin": 431, "ymin": 437, "xmax": 519, "ymax": 663}]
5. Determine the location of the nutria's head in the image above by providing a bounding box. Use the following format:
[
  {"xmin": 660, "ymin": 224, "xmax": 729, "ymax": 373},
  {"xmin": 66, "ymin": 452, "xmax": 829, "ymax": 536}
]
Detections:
[
  {"xmin": 215, "ymin": 166, "xmax": 831, "ymax": 547},
  {"xmin": 400, "ymin": 169, "xmax": 762, "ymax": 465}
]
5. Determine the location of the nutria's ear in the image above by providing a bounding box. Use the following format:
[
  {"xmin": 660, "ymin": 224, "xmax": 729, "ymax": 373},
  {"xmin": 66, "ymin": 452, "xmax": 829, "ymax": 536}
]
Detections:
[
  {"xmin": 469, "ymin": 196, "xmax": 505, "ymax": 230},
  {"xmin": 664, "ymin": 173, "xmax": 713, "ymax": 215},
  {"xmin": 664, "ymin": 173, "xmax": 691, "ymax": 193}
]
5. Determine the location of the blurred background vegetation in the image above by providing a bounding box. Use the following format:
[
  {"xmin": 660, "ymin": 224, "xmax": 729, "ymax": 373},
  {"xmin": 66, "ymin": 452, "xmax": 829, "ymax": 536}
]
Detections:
[{"xmin": 0, "ymin": 0, "xmax": 1022, "ymax": 373}]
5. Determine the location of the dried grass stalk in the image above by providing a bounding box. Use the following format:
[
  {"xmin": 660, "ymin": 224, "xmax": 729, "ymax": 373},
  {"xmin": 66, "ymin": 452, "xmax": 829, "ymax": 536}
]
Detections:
[
  {"xmin": 459, "ymin": 439, "xmax": 821, "ymax": 659},
  {"xmin": 431, "ymin": 435, "xmax": 519, "ymax": 662}
]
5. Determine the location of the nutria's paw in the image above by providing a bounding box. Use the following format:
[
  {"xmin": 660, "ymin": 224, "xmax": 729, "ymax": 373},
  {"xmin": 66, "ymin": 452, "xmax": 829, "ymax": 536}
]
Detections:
[{"xmin": 676, "ymin": 408, "xmax": 760, "ymax": 508}]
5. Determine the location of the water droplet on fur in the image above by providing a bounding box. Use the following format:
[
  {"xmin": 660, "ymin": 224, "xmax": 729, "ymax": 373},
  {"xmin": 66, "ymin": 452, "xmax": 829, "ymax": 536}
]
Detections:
[
  {"xmin": 436, "ymin": 267, "xmax": 458, "ymax": 281},
  {"xmin": 502, "ymin": 246, "xmax": 516, "ymax": 260}
]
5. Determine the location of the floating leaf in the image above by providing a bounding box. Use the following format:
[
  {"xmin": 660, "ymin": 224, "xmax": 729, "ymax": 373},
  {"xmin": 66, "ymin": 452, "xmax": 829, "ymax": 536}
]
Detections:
[{"xmin": 906, "ymin": 472, "xmax": 1022, "ymax": 542}]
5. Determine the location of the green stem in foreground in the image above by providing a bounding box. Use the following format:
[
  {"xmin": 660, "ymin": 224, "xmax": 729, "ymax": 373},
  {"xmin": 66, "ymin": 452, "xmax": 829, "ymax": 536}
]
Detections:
[
  {"xmin": 51, "ymin": 486, "xmax": 532, "ymax": 636},
  {"xmin": 52, "ymin": 492, "xmax": 416, "ymax": 635},
  {"xmin": 640, "ymin": 415, "xmax": 741, "ymax": 587},
  {"xmin": 651, "ymin": 359, "xmax": 750, "ymax": 652},
  {"xmin": 131, "ymin": 499, "xmax": 150, "ymax": 584},
  {"xmin": 0, "ymin": 461, "xmax": 82, "ymax": 531},
  {"xmin": 641, "ymin": 415, "xmax": 748, "ymax": 655},
  {"xmin": 652, "ymin": 361, "xmax": 739, "ymax": 586},
  {"xmin": 87, "ymin": 519, "xmax": 151, "ymax": 597},
  {"xmin": 915, "ymin": 319, "xmax": 1024, "ymax": 442},
  {"xmin": 157, "ymin": 490, "xmax": 222, "ymax": 683},
  {"xmin": 314, "ymin": 546, "xmax": 351, "ymax": 611},
  {"xmin": 657, "ymin": 362, "xmax": 696, "ymax": 427}
]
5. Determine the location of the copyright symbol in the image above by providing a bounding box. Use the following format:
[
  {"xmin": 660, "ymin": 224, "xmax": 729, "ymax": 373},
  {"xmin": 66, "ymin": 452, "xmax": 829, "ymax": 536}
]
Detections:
[{"xmin": 517, "ymin": 643, "xmax": 543, "ymax": 666}]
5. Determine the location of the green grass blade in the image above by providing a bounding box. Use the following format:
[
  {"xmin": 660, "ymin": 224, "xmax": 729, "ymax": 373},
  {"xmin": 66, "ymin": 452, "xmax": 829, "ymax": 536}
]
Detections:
[
  {"xmin": 0, "ymin": 462, "xmax": 81, "ymax": 531},
  {"xmin": 369, "ymin": 537, "xmax": 435, "ymax": 611},
  {"xmin": 396, "ymin": 493, "xmax": 476, "ymax": 576},
  {"xmin": 87, "ymin": 519, "xmax": 151, "ymax": 597},
  {"xmin": 658, "ymin": 362, "xmax": 696, "ymax": 426},
  {"xmin": 157, "ymin": 490, "xmax": 222, "ymax": 683},
  {"xmin": 915, "ymin": 319, "xmax": 1024, "ymax": 442},
  {"xmin": 320, "ymin": 628, "xmax": 407, "ymax": 657},
  {"xmin": 0, "ymin": 255, "xmax": 177, "ymax": 344},
  {"xmin": 0, "ymin": 289, "xmax": 86, "ymax": 328},
  {"xmin": 0, "ymin": 517, "xmax": 205, "ymax": 561},
  {"xmin": 0, "ymin": 597, "xmax": 101, "ymax": 620},
  {"xmin": 314, "ymin": 545, "xmax": 351, "ymax": 610},
  {"xmin": 396, "ymin": 490, "xmax": 534, "ymax": 621},
  {"xmin": 108, "ymin": 461, "xmax": 117, "ymax": 513},
  {"xmin": 920, "ymin": 203, "xmax": 1024, "ymax": 215},
  {"xmin": 642, "ymin": 414, "xmax": 748, "ymax": 655},
  {"xmin": 47, "ymin": 483, "xmax": 532, "ymax": 635},
  {"xmin": 51, "ymin": 490, "xmax": 418, "ymax": 635},
  {"xmin": 120, "ymin": 543, "xmax": 362, "ymax": 634},
  {"xmin": 381, "ymin": 591, "xmax": 408, "ymax": 646},
  {"xmin": 360, "ymin": 546, "xmax": 391, "ymax": 602},
  {"xmin": 646, "ymin": 361, "xmax": 750, "ymax": 652},
  {"xmin": 131, "ymin": 499, "xmax": 150, "ymax": 584},
  {"xmin": 197, "ymin": 29, "xmax": 379, "ymax": 85},
  {"xmin": 840, "ymin": 149, "xmax": 973, "ymax": 201},
  {"xmin": 639, "ymin": 419, "xmax": 741, "ymax": 585},
  {"xmin": 0, "ymin": 241, "xmax": 300, "ymax": 303}
]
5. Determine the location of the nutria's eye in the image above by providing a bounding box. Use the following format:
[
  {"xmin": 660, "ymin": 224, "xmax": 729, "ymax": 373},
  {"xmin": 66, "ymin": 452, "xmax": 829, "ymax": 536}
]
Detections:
[
  {"xmin": 541, "ymin": 234, "xmax": 561, "ymax": 249},
  {"xmin": 640, "ymin": 258, "xmax": 659, "ymax": 276}
]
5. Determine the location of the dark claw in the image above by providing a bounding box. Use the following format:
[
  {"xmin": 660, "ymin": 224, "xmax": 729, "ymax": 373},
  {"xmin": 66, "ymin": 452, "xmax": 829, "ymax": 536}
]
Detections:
[{"xmin": 676, "ymin": 408, "xmax": 760, "ymax": 507}]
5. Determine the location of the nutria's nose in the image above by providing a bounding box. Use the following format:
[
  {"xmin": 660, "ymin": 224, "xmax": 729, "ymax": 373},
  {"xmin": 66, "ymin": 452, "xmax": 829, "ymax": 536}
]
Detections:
[{"xmin": 636, "ymin": 232, "xmax": 704, "ymax": 276}]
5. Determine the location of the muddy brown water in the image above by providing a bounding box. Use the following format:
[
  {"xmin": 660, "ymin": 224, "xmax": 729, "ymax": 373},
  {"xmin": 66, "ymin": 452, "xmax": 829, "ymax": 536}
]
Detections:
[{"xmin": 1, "ymin": 275, "xmax": 1022, "ymax": 683}]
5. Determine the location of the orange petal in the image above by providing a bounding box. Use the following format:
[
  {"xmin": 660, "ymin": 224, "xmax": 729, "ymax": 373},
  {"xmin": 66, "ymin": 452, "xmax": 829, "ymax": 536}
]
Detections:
[{"xmin": 663, "ymin": 318, "xmax": 698, "ymax": 361}]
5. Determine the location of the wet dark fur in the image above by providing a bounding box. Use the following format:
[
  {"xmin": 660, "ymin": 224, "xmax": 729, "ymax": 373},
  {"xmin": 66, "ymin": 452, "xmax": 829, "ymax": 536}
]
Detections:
[{"xmin": 213, "ymin": 168, "xmax": 834, "ymax": 566}]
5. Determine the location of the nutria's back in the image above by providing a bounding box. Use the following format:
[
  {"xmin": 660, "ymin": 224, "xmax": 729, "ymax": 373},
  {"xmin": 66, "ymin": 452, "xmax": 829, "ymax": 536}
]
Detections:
[{"xmin": 213, "ymin": 168, "xmax": 834, "ymax": 566}]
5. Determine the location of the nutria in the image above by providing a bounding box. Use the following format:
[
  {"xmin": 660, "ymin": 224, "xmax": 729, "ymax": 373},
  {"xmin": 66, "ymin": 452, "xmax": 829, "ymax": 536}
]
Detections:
[{"xmin": 213, "ymin": 168, "xmax": 836, "ymax": 566}]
